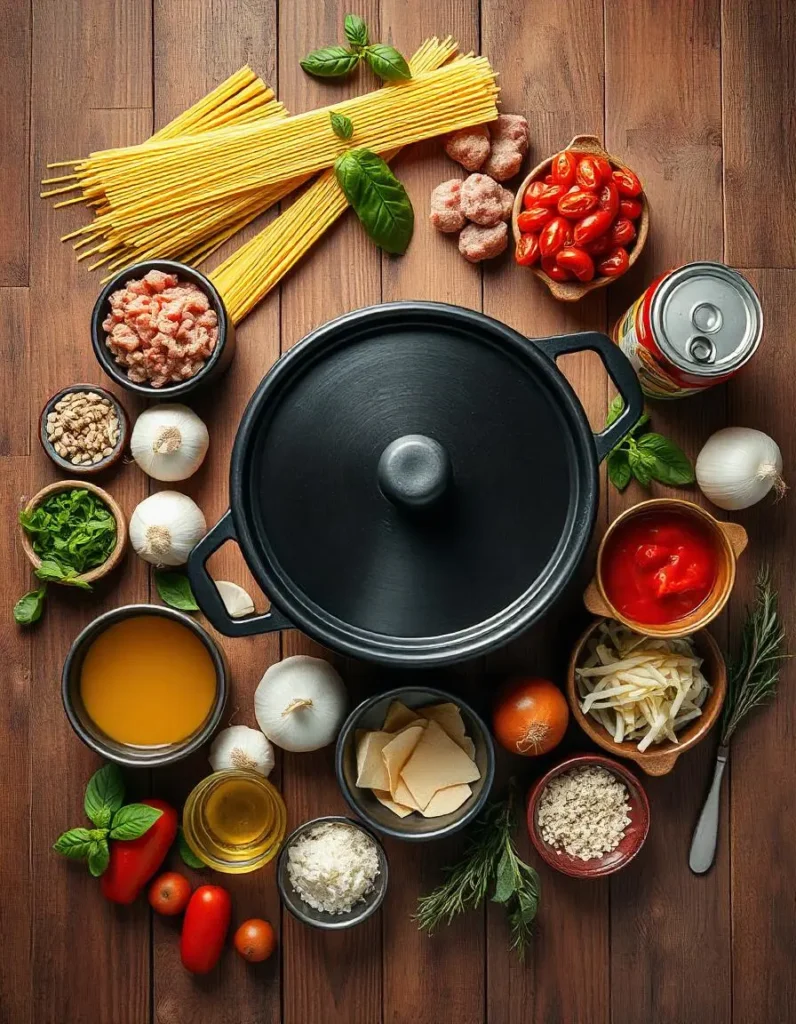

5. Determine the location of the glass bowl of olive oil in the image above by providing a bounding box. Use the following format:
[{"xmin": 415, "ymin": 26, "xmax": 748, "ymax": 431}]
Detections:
[{"xmin": 183, "ymin": 769, "xmax": 287, "ymax": 873}]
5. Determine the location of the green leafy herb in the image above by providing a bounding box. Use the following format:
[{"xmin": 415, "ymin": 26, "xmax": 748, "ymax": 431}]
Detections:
[
  {"xmin": 154, "ymin": 570, "xmax": 199, "ymax": 612},
  {"xmin": 109, "ymin": 803, "xmax": 163, "ymax": 840},
  {"xmin": 721, "ymin": 567, "xmax": 788, "ymax": 745},
  {"xmin": 416, "ymin": 783, "xmax": 540, "ymax": 961},
  {"xmin": 363, "ymin": 43, "xmax": 411, "ymax": 81},
  {"xmin": 13, "ymin": 585, "xmax": 47, "ymax": 625},
  {"xmin": 330, "ymin": 111, "xmax": 354, "ymax": 141},
  {"xmin": 334, "ymin": 148, "xmax": 414, "ymax": 254},
  {"xmin": 344, "ymin": 13, "xmax": 369, "ymax": 49},
  {"xmin": 87, "ymin": 841, "xmax": 110, "ymax": 878},
  {"xmin": 300, "ymin": 45, "xmax": 361, "ymax": 78},
  {"xmin": 84, "ymin": 763, "xmax": 125, "ymax": 828},
  {"xmin": 605, "ymin": 399, "xmax": 694, "ymax": 491},
  {"xmin": 177, "ymin": 827, "xmax": 205, "ymax": 869},
  {"xmin": 53, "ymin": 828, "xmax": 94, "ymax": 860}
]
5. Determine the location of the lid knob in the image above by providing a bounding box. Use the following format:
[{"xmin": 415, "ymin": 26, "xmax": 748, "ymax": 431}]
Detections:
[{"xmin": 378, "ymin": 434, "xmax": 452, "ymax": 509}]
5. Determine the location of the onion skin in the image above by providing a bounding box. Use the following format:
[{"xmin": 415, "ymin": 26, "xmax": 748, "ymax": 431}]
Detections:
[{"xmin": 492, "ymin": 677, "xmax": 569, "ymax": 757}]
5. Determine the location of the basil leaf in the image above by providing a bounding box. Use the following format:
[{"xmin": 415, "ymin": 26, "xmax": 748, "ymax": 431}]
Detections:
[
  {"xmin": 364, "ymin": 43, "xmax": 411, "ymax": 81},
  {"xmin": 109, "ymin": 803, "xmax": 163, "ymax": 841},
  {"xmin": 607, "ymin": 448, "xmax": 632, "ymax": 491},
  {"xmin": 300, "ymin": 45, "xmax": 360, "ymax": 78},
  {"xmin": 330, "ymin": 111, "xmax": 354, "ymax": 141},
  {"xmin": 53, "ymin": 827, "xmax": 93, "ymax": 860},
  {"xmin": 14, "ymin": 585, "xmax": 46, "ymax": 625},
  {"xmin": 87, "ymin": 839, "xmax": 110, "ymax": 877},
  {"xmin": 632, "ymin": 412, "xmax": 651, "ymax": 435},
  {"xmin": 334, "ymin": 148, "xmax": 414, "ymax": 254},
  {"xmin": 628, "ymin": 445, "xmax": 652, "ymax": 488},
  {"xmin": 636, "ymin": 433, "xmax": 695, "ymax": 486},
  {"xmin": 84, "ymin": 763, "xmax": 125, "ymax": 828},
  {"xmin": 493, "ymin": 848, "xmax": 516, "ymax": 904},
  {"xmin": 344, "ymin": 13, "xmax": 369, "ymax": 48},
  {"xmin": 154, "ymin": 570, "xmax": 199, "ymax": 612},
  {"xmin": 605, "ymin": 394, "xmax": 624, "ymax": 428},
  {"xmin": 34, "ymin": 559, "xmax": 66, "ymax": 582},
  {"xmin": 177, "ymin": 827, "xmax": 205, "ymax": 869}
]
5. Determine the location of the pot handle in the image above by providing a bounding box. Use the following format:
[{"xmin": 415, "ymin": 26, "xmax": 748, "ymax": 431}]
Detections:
[
  {"xmin": 187, "ymin": 510, "xmax": 293, "ymax": 638},
  {"xmin": 539, "ymin": 331, "xmax": 644, "ymax": 463}
]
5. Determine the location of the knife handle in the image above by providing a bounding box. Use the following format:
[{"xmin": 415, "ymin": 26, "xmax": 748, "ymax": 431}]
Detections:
[{"xmin": 689, "ymin": 748, "xmax": 729, "ymax": 875}]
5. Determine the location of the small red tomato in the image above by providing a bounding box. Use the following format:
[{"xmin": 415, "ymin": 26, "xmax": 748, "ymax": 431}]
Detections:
[
  {"xmin": 594, "ymin": 155, "xmax": 613, "ymax": 183},
  {"xmin": 551, "ymin": 150, "xmax": 577, "ymax": 188},
  {"xmin": 517, "ymin": 206, "xmax": 552, "ymax": 232},
  {"xmin": 612, "ymin": 167, "xmax": 642, "ymax": 197},
  {"xmin": 148, "ymin": 872, "xmax": 192, "ymax": 917},
  {"xmin": 522, "ymin": 180, "xmax": 546, "ymax": 208},
  {"xmin": 180, "ymin": 885, "xmax": 232, "ymax": 975},
  {"xmin": 541, "ymin": 255, "xmax": 572, "ymax": 282},
  {"xmin": 585, "ymin": 233, "xmax": 613, "ymax": 256},
  {"xmin": 539, "ymin": 216, "xmax": 571, "ymax": 257},
  {"xmin": 535, "ymin": 183, "xmax": 566, "ymax": 209},
  {"xmin": 234, "ymin": 918, "xmax": 277, "ymax": 964},
  {"xmin": 575, "ymin": 155, "xmax": 602, "ymax": 191},
  {"xmin": 557, "ymin": 187, "xmax": 598, "ymax": 219},
  {"xmin": 573, "ymin": 209, "xmax": 614, "ymax": 246},
  {"xmin": 556, "ymin": 245, "xmax": 595, "ymax": 282},
  {"xmin": 596, "ymin": 180, "xmax": 620, "ymax": 219},
  {"xmin": 544, "ymin": 173, "xmax": 555, "ymax": 184},
  {"xmin": 619, "ymin": 197, "xmax": 643, "ymax": 219},
  {"xmin": 609, "ymin": 216, "xmax": 637, "ymax": 247},
  {"xmin": 515, "ymin": 233, "xmax": 540, "ymax": 266},
  {"xmin": 597, "ymin": 246, "xmax": 630, "ymax": 278}
]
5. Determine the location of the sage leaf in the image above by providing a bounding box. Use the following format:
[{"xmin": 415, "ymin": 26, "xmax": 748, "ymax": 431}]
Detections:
[
  {"xmin": 300, "ymin": 45, "xmax": 361, "ymax": 78},
  {"xmin": 109, "ymin": 803, "xmax": 163, "ymax": 841},
  {"xmin": 87, "ymin": 839, "xmax": 110, "ymax": 878},
  {"xmin": 154, "ymin": 570, "xmax": 199, "ymax": 612},
  {"xmin": 334, "ymin": 148, "xmax": 414, "ymax": 254},
  {"xmin": 607, "ymin": 448, "xmax": 632, "ymax": 491},
  {"xmin": 14, "ymin": 585, "xmax": 46, "ymax": 625},
  {"xmin": 364, "ymin": 43, "xmax": 411, "ymax": 81},
  {"xmin": 177, "ymin": 827, "xmax": 205, "ymax": 869},
  {"xmin": 84, "ymin": 763, "xmax": 125, "ymax": 828},
  {"xmin": 53, "ymin": 827, "xmax": 93, "ymax": 860},
  {"xmin": 344, "ymin": 13, "xmax": 369, "ymax": 48},
  {"xmin": 636, "ymin": 433, "xmax": 695, "ymax": 486},
  {"xmin": 330, "ymin": 111, "xmax": 354, "ymax": 141},
  {"xmin": 492, "ymin": 847, "xmax": 515, "ymax": 904}
]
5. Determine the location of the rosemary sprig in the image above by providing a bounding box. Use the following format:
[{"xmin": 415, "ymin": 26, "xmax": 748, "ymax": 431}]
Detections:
[
  {"xmin": 415, "ymin": 783, "xmax": 540, "ymax": 961},
  {"xmin": 720, "ymin": 566, "xmax": 788, "ymax": 746}
]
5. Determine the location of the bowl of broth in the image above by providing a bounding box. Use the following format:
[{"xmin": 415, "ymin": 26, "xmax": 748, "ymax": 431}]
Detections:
[{"xmin": 62, "ymin": 605, "xmax": 227, "ymax": 767}]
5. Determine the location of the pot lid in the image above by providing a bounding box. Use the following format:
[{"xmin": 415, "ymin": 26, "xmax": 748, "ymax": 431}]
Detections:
[{"xmin": 233, "ymin": 304, "xmax": 597, "ymax": 660}]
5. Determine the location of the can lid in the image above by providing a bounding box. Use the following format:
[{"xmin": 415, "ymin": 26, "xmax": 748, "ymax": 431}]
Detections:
[{"xmin": 651, "ymin": 262, "xmax": 763, "ymax": 376}]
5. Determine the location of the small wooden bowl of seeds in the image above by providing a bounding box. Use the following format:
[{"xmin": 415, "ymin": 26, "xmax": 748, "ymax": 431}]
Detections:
[{"xmin": 40, "ymin": 384, "xmax": 129, "ymax": 475}]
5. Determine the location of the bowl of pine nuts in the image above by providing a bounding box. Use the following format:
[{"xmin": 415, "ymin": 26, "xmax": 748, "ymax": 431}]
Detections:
[{"xmin": 39, "ymin": 384, "xmax": 129, "ymax": 475}]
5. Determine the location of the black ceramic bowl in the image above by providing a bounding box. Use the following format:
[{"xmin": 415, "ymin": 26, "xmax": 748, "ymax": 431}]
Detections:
[
  {"xmin": 335, "ymin": 687, "xmax": 495, "ymax": 841},
  {"xmin": 39, "ymin": 383, "xmax": 129, "ymax": 475},
  {"xmin": 62, "ymin": 604, "xmax": 228, "ymax": 768},
  {"xmin": 90, "ymin": 259, "xmax": 235, "ymax": 399}
]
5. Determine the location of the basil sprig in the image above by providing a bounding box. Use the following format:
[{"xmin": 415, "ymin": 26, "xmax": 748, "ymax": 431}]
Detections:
[
  {"xmin": 605, "ymin": 397, "xmax": 695, "ymax": 491},
  {"xmin": 301, "ymin": 14, "xmax": 411, "ymax": 82},
  {"xmin": 334, "ymin": 148, "xmax": 414, "ymax": 254},
  {"xmin": 344, "ymin": 13, "xmax": 369, "ymax": 49},
  {"xmin": 53, "ymin": 764, "xmax": 163, "ymax": 878},
  {"xmin": 154, "ymin": 569, "xmax": 199, "ymax": 612},
  {"xmin": 330, "ymin": 112, "xmax": 354, "ymax": 141}
]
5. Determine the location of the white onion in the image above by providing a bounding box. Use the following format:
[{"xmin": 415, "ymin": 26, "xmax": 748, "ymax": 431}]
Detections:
[
  {"xmin": 254, "ymin": 656, "xmax": 348, "ymax": 752},
  {"xmin": 696, "ymin": 427, "xmax": 786, "ymax": 510},
  {"xmin": 131, "ymin": 404, "xmax": 209, "ymax": 482}
]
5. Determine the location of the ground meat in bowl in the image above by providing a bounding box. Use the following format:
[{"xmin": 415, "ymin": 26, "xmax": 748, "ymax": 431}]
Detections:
[{"xmin": 102, "ymin": 270, "xmax": 219, "ymax": 388}]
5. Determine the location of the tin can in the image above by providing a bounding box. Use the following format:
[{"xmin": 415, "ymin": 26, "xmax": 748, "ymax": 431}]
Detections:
[{"xmin": 613, "ymin": 262, "xmax": 762, "ymax": 398}]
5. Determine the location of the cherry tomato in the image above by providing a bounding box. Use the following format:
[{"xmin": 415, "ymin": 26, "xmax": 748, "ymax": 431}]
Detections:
[
  {"xmin": 609, "ymin": 216, "xmax": 637, "ymax": 247},
  {"xmin": 233, "ymin": 919, "xmax": 277, "ymax": 964},
  {"xmin": 551, "ymin": 150, "xmax": 577, "ymax": 188},
  {"xmin": 585, "ymin": 233, "xmax": 613, "ymax": 257},
  {"xmin": 148, "ymin": 872, "xmax": 192, "ymax": 917},
  {"xmin": 619, "ymin": 197, "xmax": 643, "ymax": 219},
  {"xmin": 573, "ymin": 209, "xmax": 614, "ymax": 246},
  {"xmin": 539, "ymin": 216, "xmax": 572, "ymax": 258},
  {"xmin": 544, "ymin": 173, "xmax": 555, "ymax": 185},
  {"xmin": 596, "ymin": 180, "xmax": 620, "ymax": 219},
  {"xmin": 597, "ymin": 246, "xmax": 630, "ymax": 278},
  {"xmin": 522, "ymin": 180, "xmax": 546, "ymax": 209},
  {"xmin": 575, "ymin": 155, "xmax": 602, "ymax": 191},
  {"xmin": 541, "ymin": 255, "xmax": 573, "ymax": 282},
  {"xmin": 557, "ymin": 187, "xmax": 598, "ymax": 219},
  {"xmin": 556, "ymin": 245, "xmax": 595, "ymax": 282},
  {"xmin": 594, "ymin": 155, "xmax": 613, "ymax": 183},
  {"xmin": 612, "ymin": 167, "xmax": 642, "ymax": 197},
  {"xmin": 534, "ymin": 183, "xmax": 566, "ymax": 209},
  {"xmin": 517, "ymin": 206, "xmax": 552, "ymax": 232},
  {"xmin": 180, "ymin": 885, "xmax": 232, "ymax": 975},
  {"xmin": 515, "ymin": 233, "xmax": 540, "ymax": 266}
]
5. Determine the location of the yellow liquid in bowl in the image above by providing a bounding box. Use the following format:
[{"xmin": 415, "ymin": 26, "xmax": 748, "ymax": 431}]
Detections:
[{"xmin": 79, "ymin": 616, "xmax": 217, "ymax": 745}]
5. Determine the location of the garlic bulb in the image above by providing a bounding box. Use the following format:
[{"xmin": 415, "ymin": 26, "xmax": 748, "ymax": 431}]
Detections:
[
  {"xmin": 130, "ymin": 491, "xmax": 207, "ymax": 566},
  {"xmin": 131, "ymin": 404, "xmax": 209, "ymax": 482},
  {"xmin": 696, "ymin": 427, "xmax": 786, "ymax": 510},
  {"xmin": 254, "ymin": 655, "xmax": 348, "ymax": 752},
  {"xmin": 215, "ymin": 580, "xmax": 255, "ymax": 618},
  {"xmin": 209, "ymin": 725, "xmax": 275, "ymax": 777}
]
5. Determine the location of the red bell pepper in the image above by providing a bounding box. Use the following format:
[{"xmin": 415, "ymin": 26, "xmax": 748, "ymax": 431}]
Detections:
[
  {"xmin": 100, "ymin": 798, "xmax": 178, "ymax": 905},
  {"xmin": 180, "ymin": 885, "xmax": 232, "ymax": 974}
]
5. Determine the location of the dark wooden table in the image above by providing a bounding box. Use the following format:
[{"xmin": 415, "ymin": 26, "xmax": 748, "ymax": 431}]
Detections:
[{"xmin": 2, "ymin": 1, "xmax": 794, "ymax": 1021}]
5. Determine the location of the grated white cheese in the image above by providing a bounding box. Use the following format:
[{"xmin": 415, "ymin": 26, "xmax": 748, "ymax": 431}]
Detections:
[
  {"xmin": 537, "ymin": 766, "xmax": 631, "ymax": 861},
  {"xmin": 287, "ymin": 822, "xmax": 380, "ymax": 914}
]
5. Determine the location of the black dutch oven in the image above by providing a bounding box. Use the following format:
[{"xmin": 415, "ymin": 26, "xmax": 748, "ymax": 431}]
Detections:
[{"xmin": 188, "ymin": 302, "xmax": 642, "ymax": 665}]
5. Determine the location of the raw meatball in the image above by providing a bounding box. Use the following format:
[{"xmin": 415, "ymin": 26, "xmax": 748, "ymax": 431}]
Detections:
[
  {"xmin": 458, "ymin": 221, "xmax": 508, "ymax": 263},
  {"xmin": 444, "ymin": 125, "xmax": 491, "ymax": 171},
  {"xmin": 482, "ymin": 114, "xmax": 530, "ymax": 182},
  {"xmin": 460, "ymin": 174, "xmax": 514, "ymax": 227},
  {"xmin": 430, "ymin": 179, "xmax": 467, "ymax": 233}
]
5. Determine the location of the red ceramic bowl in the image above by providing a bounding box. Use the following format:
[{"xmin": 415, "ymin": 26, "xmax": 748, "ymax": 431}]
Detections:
[{"xmin": 526, "ymin": 754, "xmax": 650, "ymax": 878}]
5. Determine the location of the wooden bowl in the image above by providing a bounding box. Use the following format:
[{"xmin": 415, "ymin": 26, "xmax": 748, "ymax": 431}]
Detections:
[
  {"xmin": 566, "ymin": 618, "xmax": 727, "ymax": 776},
  {"xmin": 511, "ymin": 133, "xmax": 650, "ymax": 301},
  {"xmin": 526, "ymin": 753, "xmax": 650, "ymax": 877},
  {"xmin": 20, "ymin": 480, "xmax": 127, "ymax": 585},
  {"xmin": 584, "ymin": 497, "xmax": 748, "ymax": 638}
]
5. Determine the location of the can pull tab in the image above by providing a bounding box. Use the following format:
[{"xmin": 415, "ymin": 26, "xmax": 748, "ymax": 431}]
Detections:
[{"xmin": 687, "ymin": 335, "xmax": 717, "ymax": 364}]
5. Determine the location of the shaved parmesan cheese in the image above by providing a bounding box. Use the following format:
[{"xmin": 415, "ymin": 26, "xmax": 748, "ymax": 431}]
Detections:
[
  {"xmin": 355, "ymin": 731, "xmax": 392, "ymax": 790},
  {"xmin": 400, "ymin": 720, "xmax": 480, "ymax": 810},
  {"xmin": 419, "ymin": 702, "xmax": 472, "ymax": 753},
  {"xmin": 382, "ymin": 725, "xmax": 425, "ymax": 796},
  {"xmin": 392, "ymin": 780, "xmax": 423, "ymax": 811},
  {"xmin": 372, "ymin": 789, "xmax": 414, "ymax": 818},
  {"xmin": 383, "ymin": 700, "xmax": 422, "ymax": 732},
  {"xmin": 421, "ymin": 783, "xmax": 472, "ymax": 818}
]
